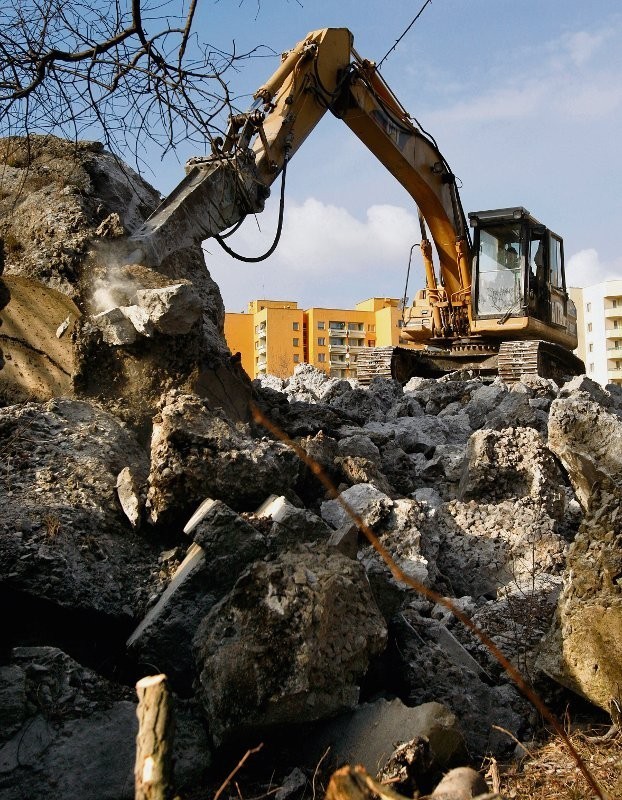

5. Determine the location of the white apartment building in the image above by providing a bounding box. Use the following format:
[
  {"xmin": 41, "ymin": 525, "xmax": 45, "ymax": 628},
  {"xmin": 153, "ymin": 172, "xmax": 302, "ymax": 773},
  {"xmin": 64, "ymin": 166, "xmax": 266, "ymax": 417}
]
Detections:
[{"xmin": 570, "ymin": 279, "xmax": 622, "ymax": 387}]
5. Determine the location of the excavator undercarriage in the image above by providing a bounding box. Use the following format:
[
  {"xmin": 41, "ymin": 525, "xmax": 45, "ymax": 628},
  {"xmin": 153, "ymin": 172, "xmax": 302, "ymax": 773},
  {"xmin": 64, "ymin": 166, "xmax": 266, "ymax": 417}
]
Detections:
[{"xmin": 355, "ymin": 339, "xmax": 585, "ymax": 386}]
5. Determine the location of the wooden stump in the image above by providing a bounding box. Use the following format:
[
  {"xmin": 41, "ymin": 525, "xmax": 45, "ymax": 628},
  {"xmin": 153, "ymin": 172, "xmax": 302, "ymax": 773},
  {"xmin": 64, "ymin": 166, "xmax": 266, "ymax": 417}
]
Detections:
[{"xmin": 134, "ymin": 674, "xmax": 175, "ymax": 800}]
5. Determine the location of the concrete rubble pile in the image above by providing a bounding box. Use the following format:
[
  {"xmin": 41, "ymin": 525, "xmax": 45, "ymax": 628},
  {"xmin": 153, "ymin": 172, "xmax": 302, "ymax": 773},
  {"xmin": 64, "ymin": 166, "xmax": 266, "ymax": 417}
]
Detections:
[{"xmin": 0, "ymin": 138, "xmax": 620, "ymax": 800}]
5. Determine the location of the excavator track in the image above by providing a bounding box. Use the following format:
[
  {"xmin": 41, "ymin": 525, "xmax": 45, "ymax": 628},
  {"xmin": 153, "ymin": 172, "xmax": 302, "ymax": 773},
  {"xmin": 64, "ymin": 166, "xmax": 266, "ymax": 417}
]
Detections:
[
  {"xmin": 497, "ymin": 340, "xmax": 585, "ymax": 385},
  {"xmin": 356, "ymin": 345, "xmax": 498, "ymax": 385},
  {"xmin": 355, "ymin": 346, "xmax": 451, "ymax": 384},
  {"xmin": 355, "ymin": 347, "xmax": 396, "ymax": 383},
  {"xmin": 357, "ymin": 340, "xmax": 585, "ymax": 386}
]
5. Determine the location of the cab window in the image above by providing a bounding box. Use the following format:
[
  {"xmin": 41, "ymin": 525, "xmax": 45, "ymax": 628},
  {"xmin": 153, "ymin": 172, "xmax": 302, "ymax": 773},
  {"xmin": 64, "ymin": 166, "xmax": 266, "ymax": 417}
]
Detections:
[
  {"xmin": 549, "ymin": 236, "xmax": 563, "ymax": 289},
  {"xmin": 475, "ymin": 226, "xmax": 524, "ymax": 316}
]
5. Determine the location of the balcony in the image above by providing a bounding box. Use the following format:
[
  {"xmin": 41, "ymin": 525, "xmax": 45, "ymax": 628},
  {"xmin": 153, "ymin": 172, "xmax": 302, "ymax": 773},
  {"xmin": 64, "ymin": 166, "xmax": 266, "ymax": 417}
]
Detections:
[
  {"xmin": 329, "ymin": 344, "xmax": 347, "ymax": 354},
  {"xmin": 604, "ymin": 306, "xmax": 622, "ymax": 318},
  {"xmin": 256, "ymin": 343, "xmax": 267, "ymax": 355},
  {"xmin": 605, "ymin": 327, "xmax": 622, "ymax": 337},
  {"xmin": 345, "ymin": 329, "xmax": 366, "ymax": 339},
  {"xmin": 328, "ymin": 323, "xmax": 346, "ymax": 331}
]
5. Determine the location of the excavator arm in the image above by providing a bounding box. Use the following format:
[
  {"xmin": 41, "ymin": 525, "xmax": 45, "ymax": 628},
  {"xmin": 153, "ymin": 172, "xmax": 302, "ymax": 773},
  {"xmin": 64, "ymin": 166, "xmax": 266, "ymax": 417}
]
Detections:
[{"xmin": 128, "ymin": 27, "xmax": 471, "ymax": 317}]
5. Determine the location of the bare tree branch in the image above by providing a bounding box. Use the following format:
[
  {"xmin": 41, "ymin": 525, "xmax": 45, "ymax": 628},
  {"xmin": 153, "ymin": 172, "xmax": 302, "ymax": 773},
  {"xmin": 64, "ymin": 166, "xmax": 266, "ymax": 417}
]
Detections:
[{"xmin": 0, "ymin": 0, "xmax": 269, "ymax": 166}]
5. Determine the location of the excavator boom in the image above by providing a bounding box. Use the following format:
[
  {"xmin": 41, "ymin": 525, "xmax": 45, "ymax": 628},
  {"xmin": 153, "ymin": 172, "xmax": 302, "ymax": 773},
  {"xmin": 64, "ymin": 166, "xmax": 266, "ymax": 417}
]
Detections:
[{"xmin": 128, "ymin": 28, "xmax": 470, "ymax": 298}]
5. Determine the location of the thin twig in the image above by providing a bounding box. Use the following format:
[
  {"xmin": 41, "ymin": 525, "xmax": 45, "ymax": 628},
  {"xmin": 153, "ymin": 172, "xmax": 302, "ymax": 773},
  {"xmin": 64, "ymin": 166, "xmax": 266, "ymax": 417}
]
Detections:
[
  {"xmin": 312, "ymin": 745, "xmax": 331, "ymax": 800},
  {"xmin": 491, "ymin": 724, "xmax": 531, "ymax": 755},
  {"xmin": 213, "ymin": 743, "xmax": 264, "ymax": 800}
]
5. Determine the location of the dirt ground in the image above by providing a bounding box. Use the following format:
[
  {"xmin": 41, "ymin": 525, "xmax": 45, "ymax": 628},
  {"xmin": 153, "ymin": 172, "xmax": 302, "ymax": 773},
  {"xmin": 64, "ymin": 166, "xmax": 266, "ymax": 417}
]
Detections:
[{"xmin": 495, "ymin": 724, "xmax": 622, "ymax": 800}]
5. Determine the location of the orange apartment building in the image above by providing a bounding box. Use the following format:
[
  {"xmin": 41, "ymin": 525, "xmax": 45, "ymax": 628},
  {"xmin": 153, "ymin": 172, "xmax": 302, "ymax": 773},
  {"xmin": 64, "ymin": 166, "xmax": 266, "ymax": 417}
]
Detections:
[{"xmin": 225, "ymin": 297, "xmax": 413, "ymax": 379}]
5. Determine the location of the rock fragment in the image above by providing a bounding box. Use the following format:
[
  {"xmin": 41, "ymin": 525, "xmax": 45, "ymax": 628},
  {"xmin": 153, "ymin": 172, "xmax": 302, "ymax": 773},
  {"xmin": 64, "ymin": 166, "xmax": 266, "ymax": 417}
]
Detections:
[
  {"xmin": 537, "ymin": 485, "xmax": 622, "ymax": 710},
  {"xmin": 548, "ymin": 392, "xmax": 622, "ymax": 509},
  {"xmin": 116, "ymin": 466, "xmax": 144, "ymax": 528},
  {"xmin": 309, "ymin": 698, "xmax": 466, "ymax": 776},
  {"xmin": 146, "ymin": 391, "xmax": 299, "ymax": 523},
  {"xmin": 194, "ymin": 543, "xmax": 387, "ymax": 744}
]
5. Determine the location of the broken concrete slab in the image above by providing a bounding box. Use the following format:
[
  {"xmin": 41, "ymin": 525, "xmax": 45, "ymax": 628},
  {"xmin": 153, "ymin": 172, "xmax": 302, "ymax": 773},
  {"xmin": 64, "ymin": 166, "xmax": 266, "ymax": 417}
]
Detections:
[
  {"xmin": 127, "ymin": 543, "xmax": 216, "ymax": 687},
  {"xmin": 146, "ymin": 392, "xmax": 299, "ymax": 523},
  {"xmin": 320, "ymin": 483, "xmax": 393, "ymax": 530},
  {"xmin": 116, "ymin": 466, "xmax": 144, "ymax": 528},
  {"xmin": 548, "ymin": 393, "xmax": 622, "ymax": 509},
  {"xmin": 194, "ymin": 542, "xmax": 387, "ymax": 745},
  {"xmin": 327, "ymin": 521, "xmax": 359, "ymax": 559},
  {"xmin": 536, "ymin": 485, "xmax": 622, "ymax": 711},
  {"xmin": 0, "ymin": 276, "xmax": 80, "ymax": 401},
  {"xmin": 0, "ymin": 398, "xmax": 155, "ymax": 617},
  {"xmin": 92, "ymin": 306, "xmax": 139, "ymax": 345},
  {"xmin": 309, "ymin": 698, "xmax": 466, "ymax": 776},
  {"xmin": 134, "ymin": 282, "xmax": 202, "ymax": 335},
  {"xmin": 458, "ymin": 427, "xmax": 565, "ymax": 517},
  {"xmin": 255, "ymin": 494, "xmax": 333, "ymax": 548}
]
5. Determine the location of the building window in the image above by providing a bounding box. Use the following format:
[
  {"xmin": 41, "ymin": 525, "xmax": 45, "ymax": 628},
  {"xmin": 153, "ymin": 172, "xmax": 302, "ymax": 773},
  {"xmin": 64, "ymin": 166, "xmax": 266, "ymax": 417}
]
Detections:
[
  {"xmin": 318, "ymin": 337, "xmax": 326, "ymax": 346},
  {"xmin": 293, "ymin": 354, "xmax": 300, "ymax": 363},
  {"xmin": 614, "ymin": 299, "xmax": 619, "ymax": 308},
  {"xmin": 617, "ymin": 361, "xmax": 622, "ymax": 370},
  {"xmin": 317, "ymin": 321, "xmax": 325, "ymax": 330},
  {"xmin": 368, "ymin": 324, "xmax": 376, "ymax": 332},
  {"xmin": 367, "ymin": 340, "xmax": 374, "ymax": 347},
  {"xmin": 616, "ymin": 341, "xmax": 621, "ymax": 350},
  {"xmin": 587, "ymin": 323, "xmax": 593, "ymax": 333},
  {"xmin": 318, "ymin": 353, "xmax": 326, "ymax": 363},
  {"xmin": 588, "ymin": 343, "xmax": 594, "ymax": 352},
  {"xmin": 254, "ymin": 324, "xmax": 260, "ymax": 333},
  {"xmin": 293, "ymin": 338, "xmax": 299, "ymax": 347},
  {"xmin": 293, "ymin": 322, "xmax": 299, "ymax": 330},
  {"xmin": 586, "ymin": 302, "xmax": 591, "ymax": 312},
  {"xmin": 615, "ymin": 320, "xmax": 620, "ymax": 329},
  {"xmin": 589, "ymin": 363, "xmax": 595, "ymax": 373}
]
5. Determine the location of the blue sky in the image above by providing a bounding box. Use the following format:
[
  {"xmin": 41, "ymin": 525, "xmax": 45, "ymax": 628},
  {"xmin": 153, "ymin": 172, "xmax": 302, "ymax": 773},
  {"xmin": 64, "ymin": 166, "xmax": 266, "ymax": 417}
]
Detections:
[{"xmin": 147, "ymin": 1, "xmax": 622, "ymax": 311}]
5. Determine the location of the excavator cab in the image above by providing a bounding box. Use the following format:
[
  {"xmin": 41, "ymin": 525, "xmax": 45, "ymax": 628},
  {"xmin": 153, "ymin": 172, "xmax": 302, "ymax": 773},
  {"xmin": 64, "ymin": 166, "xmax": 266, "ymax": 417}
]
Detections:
[{"xmin": 469, "ymin": 207, "xmax": 575, "ymax": 333}]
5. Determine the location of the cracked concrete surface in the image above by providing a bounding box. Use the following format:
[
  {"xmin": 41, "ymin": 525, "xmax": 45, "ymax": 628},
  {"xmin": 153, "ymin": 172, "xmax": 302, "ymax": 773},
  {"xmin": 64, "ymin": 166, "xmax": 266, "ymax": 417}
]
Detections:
[{"xmin": 0, "ymin": 276, "xmax": 80, "ymax": 400}]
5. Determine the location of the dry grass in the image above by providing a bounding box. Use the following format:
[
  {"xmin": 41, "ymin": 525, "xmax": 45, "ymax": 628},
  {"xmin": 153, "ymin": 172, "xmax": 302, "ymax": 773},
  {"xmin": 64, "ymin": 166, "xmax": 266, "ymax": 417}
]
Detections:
[{"xmin": 499, "ymin": 727, "xmax": 622, "ymax": 799}]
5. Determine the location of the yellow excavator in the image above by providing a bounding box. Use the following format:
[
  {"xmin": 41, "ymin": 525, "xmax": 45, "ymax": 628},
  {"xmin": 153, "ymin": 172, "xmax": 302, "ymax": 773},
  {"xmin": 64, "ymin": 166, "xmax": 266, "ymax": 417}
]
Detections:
[{"xmin": 126, "ymin": 27, "xmax": 583, "ymax": 384}]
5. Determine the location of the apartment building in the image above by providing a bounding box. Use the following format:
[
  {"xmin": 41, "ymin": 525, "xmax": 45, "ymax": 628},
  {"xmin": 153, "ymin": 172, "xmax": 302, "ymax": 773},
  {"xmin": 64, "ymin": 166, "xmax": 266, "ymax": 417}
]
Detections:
[
  {"xmin": 225, "ymin": 297, "xmax": 411, "ymax": 379},
  {"xmin": 569, "ymin": 279, "xmax": 622, "ymax": 387},
  {"xmin": 225, "ymin": 300, "xmax": 304, "ymax": 379}
]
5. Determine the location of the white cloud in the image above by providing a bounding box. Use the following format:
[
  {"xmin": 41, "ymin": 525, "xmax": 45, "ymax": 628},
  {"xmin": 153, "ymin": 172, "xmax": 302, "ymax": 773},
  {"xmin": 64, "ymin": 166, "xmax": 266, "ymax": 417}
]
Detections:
[
  {"xmin": 557, "ymin": 30, "xmax": 609, "ymax": 68},
  {"xmin": 426, "ymin": 82, "xmax": 546, "ymax": 125},
  {"xmin": 566, "ymin": 248, "xmax": 622, "ymax": 289},
  {"xmin": 204, "ymin": 198, "xmax": 424, "ymax": 309},
  {"xmin": 421, "ymin": 18, "xmax": 622, "ymax": 127},
  {"xmin": 275, "ymin": 199, "xmax": 419, "ymax": 273}
]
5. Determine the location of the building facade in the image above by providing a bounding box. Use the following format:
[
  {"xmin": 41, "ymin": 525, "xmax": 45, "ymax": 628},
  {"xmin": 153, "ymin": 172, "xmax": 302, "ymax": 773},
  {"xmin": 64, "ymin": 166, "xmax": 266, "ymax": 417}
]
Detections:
[
  {"xmin": 225, "ymin": 300, "xmax": 304, "ymax": 379},
  {"xmin": 570, "ymin": 279, "xmax": 622, "ymax": 387},
  {"xmin": 225, "ymin": 297, "xmax": 412, "ymax": 379}
]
